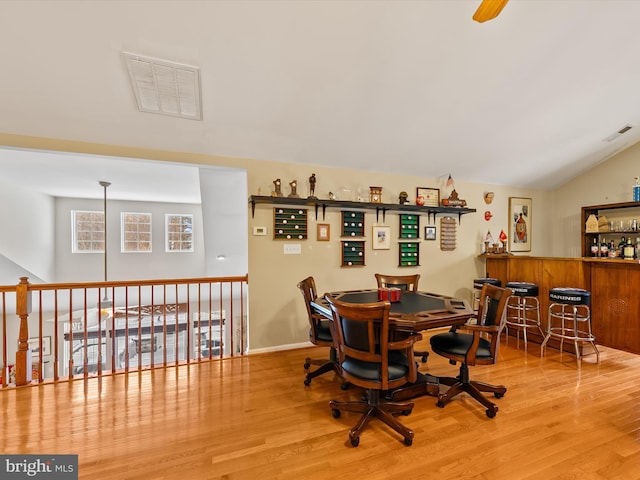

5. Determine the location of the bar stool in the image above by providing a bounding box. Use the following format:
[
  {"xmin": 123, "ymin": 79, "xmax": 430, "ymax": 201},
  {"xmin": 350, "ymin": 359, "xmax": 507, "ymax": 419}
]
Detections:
[
  {"xmin": 541, "ymin": 288, "xmax": 600, "ymax": 367},
  {"xmin": 504, "ymin": 282, "xmax": 543, "ymax": 351},
  {"xmin": 472, "ymin": 278, "xmax": 501, "ymax": 312}
]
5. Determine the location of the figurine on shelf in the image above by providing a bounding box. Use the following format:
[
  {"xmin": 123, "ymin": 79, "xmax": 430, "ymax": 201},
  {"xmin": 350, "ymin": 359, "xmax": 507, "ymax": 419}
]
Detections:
[
  {"xmin": 308, "ymin": 173, "xmax": 317, "ymax": 199},
  {"xmin": 288, "ymin": 180, "xmax": 300, "ymax": 198},
  {"xmin": 369, "ymin": 186, "xmax": 382, "ymax": 203},
  {"xmin": 399, "ymin": 191, "xmax": 409, "ymax": 205},
  {"xmin": 328, "ymin": 192, "xmax": 336, "ymax": 200},
  {"xmin": 272, "ymin": 178, "xmax": 283, "ymax": 197}
]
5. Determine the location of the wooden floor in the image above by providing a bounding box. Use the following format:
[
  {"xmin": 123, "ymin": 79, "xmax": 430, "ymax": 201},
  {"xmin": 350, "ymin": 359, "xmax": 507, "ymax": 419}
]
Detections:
[{"xmin": 2, "ymin": 331, "xmax": 640, "ymax": 480}]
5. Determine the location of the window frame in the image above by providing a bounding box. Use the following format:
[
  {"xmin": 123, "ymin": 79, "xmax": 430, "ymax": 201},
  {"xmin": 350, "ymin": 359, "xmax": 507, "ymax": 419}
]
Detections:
[
  {"xmin": 71, "ymin": 210, "xmax": 105, "ymax": 253},
  {"xmin": 120, "ymin": 212, "xmax": 152, "ymax": 253},
  {"xmin": 165, "ymin": 214, "xmax": 194, "ymax": 253}
]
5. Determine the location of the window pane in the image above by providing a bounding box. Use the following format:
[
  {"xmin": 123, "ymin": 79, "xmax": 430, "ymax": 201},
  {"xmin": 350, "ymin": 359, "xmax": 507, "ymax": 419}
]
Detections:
[
  {"xmin": 121, "ymin": 212, "xmax": 152, "ymax": 253},
  {"xmin": 165, "ymin": 214, "xmax": 194, "ymax": 252}
]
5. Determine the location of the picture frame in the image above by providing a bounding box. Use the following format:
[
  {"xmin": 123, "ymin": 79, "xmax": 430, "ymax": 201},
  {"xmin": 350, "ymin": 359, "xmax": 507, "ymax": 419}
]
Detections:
[
  {"xmin": 416, "ymin": 187, "xmax": 440, "ymax": 207},
  {"xmin": 424, "ymin": 226, "xmax": 437, "ymax": 241},
  {"xmin": 508, "ymin": 197, "xmax": 532, "ymax": 252},
  {"xmin": 317, "ymin": 223, "xmax": 330, "ymax": 241},
  {"xmin": 28, "ymin": 336, "xmax": 51, "ymax": 357},
  {"xmin": 372, "ymin": 226, "xmax": 391, "ymax": 250}
]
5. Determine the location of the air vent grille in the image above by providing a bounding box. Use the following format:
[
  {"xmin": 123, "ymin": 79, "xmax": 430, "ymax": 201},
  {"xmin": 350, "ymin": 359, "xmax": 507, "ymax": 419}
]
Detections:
[
  {"xmin": 603, "ymin": 124, "xmax": 633, "ymax": 142},
  {"xmin": 123, "ymin": 52, "xmax": 202, "ymax": 120}
]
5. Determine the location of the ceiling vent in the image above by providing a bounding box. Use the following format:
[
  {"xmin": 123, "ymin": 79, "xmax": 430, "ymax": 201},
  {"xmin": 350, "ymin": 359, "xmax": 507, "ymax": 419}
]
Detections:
[
  {"xmin": 603, "ymin": 124, "xmax": 632, "ymax": 142},
  {"xmin": 123, "ymin": 52, "xmax": 202, "ymax": 120}
]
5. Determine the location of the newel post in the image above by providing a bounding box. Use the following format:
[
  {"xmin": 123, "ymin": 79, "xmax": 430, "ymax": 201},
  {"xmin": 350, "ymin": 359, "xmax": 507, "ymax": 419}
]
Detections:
[{"xmin": 15, "ymin": 276, "xmax": 32, "ymax": 386}]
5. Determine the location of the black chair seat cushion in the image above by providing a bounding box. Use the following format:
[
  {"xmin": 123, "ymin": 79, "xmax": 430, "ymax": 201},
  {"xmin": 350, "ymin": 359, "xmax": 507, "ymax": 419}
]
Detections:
[
  {"xmin": 430, "ymin": 332, "xmax": 492, "ymax": 359},
  {"xmin": 311, "ymin": 319, "xmax": 333, "ymax": 343},
  {"xmin": 342, "ymin": 351, "xmax": 410, "ymax": 382}
]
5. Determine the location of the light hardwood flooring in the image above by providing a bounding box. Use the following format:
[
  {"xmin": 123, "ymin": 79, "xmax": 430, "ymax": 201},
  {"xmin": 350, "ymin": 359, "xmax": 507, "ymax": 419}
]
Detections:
[{"xmin": 2, "ymin": 331, "xmax": 640, "ymax": 480}]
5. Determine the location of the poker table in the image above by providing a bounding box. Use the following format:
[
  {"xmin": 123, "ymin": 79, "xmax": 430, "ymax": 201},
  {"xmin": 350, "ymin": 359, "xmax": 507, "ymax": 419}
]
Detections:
[{"xmin": 311, "ymin": 289, "xmax": 474, "ymax": 401}]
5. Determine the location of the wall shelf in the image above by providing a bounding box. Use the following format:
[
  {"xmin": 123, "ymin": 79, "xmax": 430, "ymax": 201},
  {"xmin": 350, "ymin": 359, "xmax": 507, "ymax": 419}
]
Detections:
[{"xmin": 249, "ymin": 195, "xmax": 476, "ymax": 223}]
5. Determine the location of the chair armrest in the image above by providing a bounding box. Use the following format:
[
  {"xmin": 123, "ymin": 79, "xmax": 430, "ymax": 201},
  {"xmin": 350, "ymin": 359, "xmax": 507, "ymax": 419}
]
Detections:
[{"xmin": 388, "ymin": 333, "xmax": 422, "ymax": 351}]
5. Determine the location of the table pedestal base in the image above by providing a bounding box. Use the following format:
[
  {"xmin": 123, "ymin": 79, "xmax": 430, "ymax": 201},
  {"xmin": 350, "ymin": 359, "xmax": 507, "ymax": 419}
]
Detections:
[{"xmin": 386, "ymin": 372, "xmax": 439, "ymax": 401}]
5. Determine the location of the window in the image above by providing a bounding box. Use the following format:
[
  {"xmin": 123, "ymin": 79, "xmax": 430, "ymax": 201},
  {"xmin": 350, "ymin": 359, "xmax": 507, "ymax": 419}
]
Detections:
[
  {"xmin": 166, "ymin": 214, "xmax": 194, "ymax": 252},
  {"xmin": 72, "ymin": 210, "xmax": 104, "ymax": 253},
  {"xmin": 121, "ymin": 212, "xmax": 152, "ymax": 252}
]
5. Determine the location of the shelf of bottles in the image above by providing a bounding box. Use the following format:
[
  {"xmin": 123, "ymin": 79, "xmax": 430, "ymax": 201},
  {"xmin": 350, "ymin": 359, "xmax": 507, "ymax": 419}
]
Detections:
[
  {"xmin": 273, "ymin": 208, "xmax": 308, "ymax": 240},
  {"xmin": 581, "ymin": 201, "xmax": 640, "ymax": 258}
]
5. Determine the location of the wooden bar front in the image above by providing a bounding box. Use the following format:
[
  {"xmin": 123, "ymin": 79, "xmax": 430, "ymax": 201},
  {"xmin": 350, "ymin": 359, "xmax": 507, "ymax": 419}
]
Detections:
[{"xmin": 483, "ymin": 255, "xmax": 640, "ymax": 355}]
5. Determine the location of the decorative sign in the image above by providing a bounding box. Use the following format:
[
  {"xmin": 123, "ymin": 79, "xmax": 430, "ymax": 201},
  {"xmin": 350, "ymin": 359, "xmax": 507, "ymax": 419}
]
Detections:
[{"xmin": 440, "ymin": 217, "xmax": 457, "ymax": 251}]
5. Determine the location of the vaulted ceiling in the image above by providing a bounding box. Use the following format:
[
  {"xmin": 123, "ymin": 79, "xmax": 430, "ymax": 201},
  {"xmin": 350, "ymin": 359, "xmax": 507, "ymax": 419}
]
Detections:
[{"xmin": 1, "ymin": 0, "xmax": 639, "ymax": 199}]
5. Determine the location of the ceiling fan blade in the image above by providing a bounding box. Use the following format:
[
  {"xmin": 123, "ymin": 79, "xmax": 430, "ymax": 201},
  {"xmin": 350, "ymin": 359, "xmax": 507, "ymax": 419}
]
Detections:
[{"xmin": 473, "ymin": 0, "xmax": 509, "ymax": 23}]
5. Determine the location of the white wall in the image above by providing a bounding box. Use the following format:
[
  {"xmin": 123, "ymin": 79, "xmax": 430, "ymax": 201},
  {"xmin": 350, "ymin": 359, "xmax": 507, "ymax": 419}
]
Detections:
[
  {"xmin": 0, "ymin": 180, "xmax": 54, "ymax": 283},
  {"xmin": 54, "ymin": 197, "xmax": 206, "ymax": 282}
]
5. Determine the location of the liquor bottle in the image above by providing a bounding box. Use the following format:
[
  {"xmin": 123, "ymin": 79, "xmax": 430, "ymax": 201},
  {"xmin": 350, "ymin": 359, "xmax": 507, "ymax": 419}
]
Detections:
[
  {"xmin": 600, "ymin": 238, "xmax": 608, "ymax": 257},
  {"xmin": 590, "ymin": 238, "xmax": 599, "ymax": 257},
  {"xmin": 608, "ymin": 240, "xmax": 616, "ymax": 258},
  {"xmin": 623, "ymin": 237, "xmax": 636, "ymax": 259}
]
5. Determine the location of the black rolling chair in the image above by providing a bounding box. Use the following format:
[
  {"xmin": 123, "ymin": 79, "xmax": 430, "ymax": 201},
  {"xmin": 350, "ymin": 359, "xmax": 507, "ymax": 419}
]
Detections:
[
  {"xmin": 297, "ymin": 277, "xmax": 341, "ymax": 386},
  {"xmin": 326, "ymin": 294, "xmax": 422, "ymax": 447},
  {"xmin": 429, "ymin": 283, "xmax": 512, "ymax": 418}
]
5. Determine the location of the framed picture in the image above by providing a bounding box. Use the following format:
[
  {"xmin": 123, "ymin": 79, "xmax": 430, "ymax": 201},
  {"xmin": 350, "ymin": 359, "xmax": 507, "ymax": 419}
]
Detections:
[
  {"xmin": 372, "ymin": 226, "xmax": 391, "ymax": 250},
  {"xmin": 416, "ymin": 187, "xmax": 440, "ymax": 207},
  {"xmin": 28, "ymin": 336, "xmax": 51, "ymax": 357},
  {"xmin": 509, "ymin": 197, "xmax": 532, "ymax": 252},
  {"xmin": 424, "ymin": 226, "xmax": 437, "ymax": 240},
  {"xmin": 317, "ymin": 223, "xmax": 330, "ymax": 241}
]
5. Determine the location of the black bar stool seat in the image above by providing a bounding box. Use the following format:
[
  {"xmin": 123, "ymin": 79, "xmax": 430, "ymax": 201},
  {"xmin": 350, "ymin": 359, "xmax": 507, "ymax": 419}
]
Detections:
[
  {"xmin": 504, "ymin": 281, "xmax": 542, "ymax": 351},
  {"xmin": 541, "ymin": 288, "xmax": 599, "ymax": 367}
]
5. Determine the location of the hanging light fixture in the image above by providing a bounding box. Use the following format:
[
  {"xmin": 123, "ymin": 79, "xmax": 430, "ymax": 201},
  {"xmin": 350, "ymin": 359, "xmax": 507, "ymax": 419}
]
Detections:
[{"xmin": 99, "ymin": 181, "xmax": 112, "ymax": 310}]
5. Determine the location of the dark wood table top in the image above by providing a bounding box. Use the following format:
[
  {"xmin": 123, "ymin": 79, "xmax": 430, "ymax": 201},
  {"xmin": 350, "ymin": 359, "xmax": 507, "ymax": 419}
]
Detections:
[{"xmin": 311, "ymin": 289, "xmax": 473, "ymax": 332}]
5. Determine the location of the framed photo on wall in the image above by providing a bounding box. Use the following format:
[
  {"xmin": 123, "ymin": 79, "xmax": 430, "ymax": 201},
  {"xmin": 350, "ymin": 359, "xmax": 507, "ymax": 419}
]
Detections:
[
  {"xmin": 424, "ymin": 226, "xmax": 436, "ymax": 240},
  {"xmin": 317, "ymin": 223, "xmax": 330, "ymax": 241},
  {"xmin": 28, "ymin": 336, "xmax": 51, "ymax": 357},
  {"xmin": 416, "ymin": 187, "xmax": 440, "ymax": 207},
  {"xmin": 372, "ymin": 226, "xmax": 391, "ymax": 250},
  {"xmin": 508, "ymin": 197, "xmax": 532, "ymax": 252}
]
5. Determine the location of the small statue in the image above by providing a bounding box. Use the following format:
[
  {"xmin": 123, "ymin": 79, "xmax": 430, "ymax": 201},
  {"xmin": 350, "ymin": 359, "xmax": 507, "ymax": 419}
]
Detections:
[
  {"xmin": 308, "ymin": 173, "xmax": 317, "ymax": 199},
  {"xmin": 288, "ymin": 179, "xmax": 300, "ymax": 198},
  {"xmin": 272, "ymin": 178, "xmax": 283, "ymax": 197},
  {"xmin": 399, "ymin": 191, "xmax": 409, "ymax": 205},
  {"xmin": 328, "ymin": 191, "xmax": 335, "ymax": 200}
]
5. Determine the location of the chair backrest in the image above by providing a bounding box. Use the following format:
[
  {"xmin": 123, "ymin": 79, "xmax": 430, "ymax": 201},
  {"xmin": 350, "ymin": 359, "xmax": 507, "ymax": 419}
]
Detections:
[
  {"xmin": 325, "ymin": 294, "xmax": 417, "ymax": 391},
  {"xmin": 471, "ymin": 283, "xmax": 512, "ymax": 365},
  {"xmin": 477, "ymin": 283, "xmax": 511, "ymax": 329},
  {"xmin": 374, "ymin": 273, "xmax": 421, "ymax": 292},
  {"xmin": 297, "ymin": 276, "xmax": 332, "ymax": 347}
]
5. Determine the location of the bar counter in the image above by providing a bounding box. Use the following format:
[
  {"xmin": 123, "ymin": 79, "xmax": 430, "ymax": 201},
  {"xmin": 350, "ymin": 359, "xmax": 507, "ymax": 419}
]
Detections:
[{"xmin": 482, "ymin": 254, "xmax": 640, "ymax": 354}]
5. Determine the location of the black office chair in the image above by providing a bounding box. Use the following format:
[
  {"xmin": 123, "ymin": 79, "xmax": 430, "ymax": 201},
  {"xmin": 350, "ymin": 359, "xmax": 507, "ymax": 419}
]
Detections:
[
  {"xmin": 297, "ymin": 276, "xmax": 341, "ymax": 386},
  {"xmin": 375, "ymin": 273, "xmax": 428, "ymax": 363},
  {"xmin": 429, "ymin": 283, "xmax": 512, "ymax": 418},
  {"xmin": 325, "ymin": 294, "xmax": 422, "ymax": 446}
]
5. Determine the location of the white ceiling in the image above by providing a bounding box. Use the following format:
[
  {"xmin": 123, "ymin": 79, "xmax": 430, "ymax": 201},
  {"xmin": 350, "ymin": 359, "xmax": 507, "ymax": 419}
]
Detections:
[{"xmin": 1, "ymin": 0, "xmax": 640, "ymax": 197}]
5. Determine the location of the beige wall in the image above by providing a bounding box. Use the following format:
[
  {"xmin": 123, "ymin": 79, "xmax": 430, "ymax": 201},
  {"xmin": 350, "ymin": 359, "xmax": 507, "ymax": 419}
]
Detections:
[
  {"xmin": 0, "ymin": 133, "xmax": 554, "ymax": 352},
  {"xmin": 553, "ymin": 141, "xmax": 640, "ymax": 257}
]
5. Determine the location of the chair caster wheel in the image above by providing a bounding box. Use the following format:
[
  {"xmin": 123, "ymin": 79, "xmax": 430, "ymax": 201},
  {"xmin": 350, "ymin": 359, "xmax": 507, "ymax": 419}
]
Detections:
[
  {"xmin": 332, "ymin": 409, "xmax": 341, "ymax": 419},
  {"xmin": 350, "ymin": 436, "xmax": 360, "ymax": 447},
  {"xmin": 420, "ymin": 355, "xmax": 428, "ymax": 363},
  {"xmin": 304, "ymin": 377, "xmax": 311, "ymax": 386},
  {"xmin": 401, "ymin": 410, "xmax": 412, "ymax": 416},
  {"xmin": 404, "ymin": 437, "xmax": 413, "ymax": 446},
  {"xmin": 303, "ymin": 362, "xmax": 310, "ymax": 370},
  {"xmin": 486, "ymin": 408, "xmax": 497, "ymax": 418},
  {"xmin": 340, "ymin": 382, "xmax": 349, "ymax": 390},
  {"xmin": 436, "ymin": 400, "xmax": 445, "ymax": 408},
  {"xmin": 494, "ymin": 392, "xmax": 504, "ymax": 399}
]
